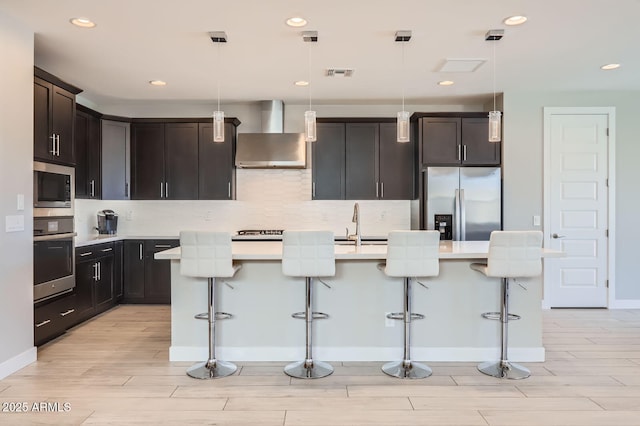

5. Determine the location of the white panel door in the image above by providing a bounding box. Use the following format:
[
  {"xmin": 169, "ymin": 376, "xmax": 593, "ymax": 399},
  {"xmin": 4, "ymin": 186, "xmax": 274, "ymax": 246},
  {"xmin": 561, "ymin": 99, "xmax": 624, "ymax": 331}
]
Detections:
[{"xmin": 546, "ymin": 112, "xmax": 609, "ymax": 307}]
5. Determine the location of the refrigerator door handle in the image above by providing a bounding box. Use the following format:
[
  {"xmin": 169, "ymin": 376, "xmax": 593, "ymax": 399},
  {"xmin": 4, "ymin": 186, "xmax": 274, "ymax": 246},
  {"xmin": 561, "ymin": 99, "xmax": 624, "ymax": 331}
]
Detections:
[
  {"xmin": 459, "ymin": 188, "xmax": 466, "ymax": 241},
  {"xmin": 454, "ymin": 188, "xmax": 461, "ymax": 241}
]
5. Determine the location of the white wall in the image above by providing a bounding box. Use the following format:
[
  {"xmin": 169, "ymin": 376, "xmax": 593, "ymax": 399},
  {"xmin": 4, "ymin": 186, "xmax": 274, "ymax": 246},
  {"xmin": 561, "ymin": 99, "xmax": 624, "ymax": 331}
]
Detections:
[
  {"xmin": 0, "ymin": 12, "xmax": 37, "ymax": 378},
  {"xmin": 503, "ymin": 90, "xmax": 640, "ymax": 301}
]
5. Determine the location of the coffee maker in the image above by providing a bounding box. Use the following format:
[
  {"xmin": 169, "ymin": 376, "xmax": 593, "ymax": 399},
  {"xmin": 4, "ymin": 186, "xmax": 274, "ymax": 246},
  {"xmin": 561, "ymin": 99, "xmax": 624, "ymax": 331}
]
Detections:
[{"xmin": 96, "ymin": 210, "xmax": 118, "ymax": 235}]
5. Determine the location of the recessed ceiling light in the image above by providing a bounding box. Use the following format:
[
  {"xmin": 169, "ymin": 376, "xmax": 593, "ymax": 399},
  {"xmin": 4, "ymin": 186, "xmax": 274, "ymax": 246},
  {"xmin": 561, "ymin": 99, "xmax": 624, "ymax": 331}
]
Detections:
[
  {"xmin": 294, "ymin": 80, "xmax": 309, "ymax": 86},
  {"xmin": 601, "ymin": 63, "xmax": 620, "ymax": 70},
  {"xmin": 438, "ymin": 80, "xmax": 454, "ymax": 86},
  {"xmin": 503, "ymin": 15, "xmax": 527, "ymax": 26},
  {"xmin": 70, "ymin": 17, "xmax": 96, "ymax": 28},
  {"xmin": 286, "ymin": 17, "xmax": 307, "ymax": 27},
  {"xmin": 149, "ymin": 80, "xmax": 167, "ymax": 86}
]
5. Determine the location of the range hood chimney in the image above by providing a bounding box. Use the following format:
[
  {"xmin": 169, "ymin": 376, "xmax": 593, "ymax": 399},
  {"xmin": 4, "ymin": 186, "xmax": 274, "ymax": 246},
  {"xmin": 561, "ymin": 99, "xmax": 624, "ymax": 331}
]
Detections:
[{"xmin": 235, "ymin": 100, "xmax": 306, "ymax": 168}]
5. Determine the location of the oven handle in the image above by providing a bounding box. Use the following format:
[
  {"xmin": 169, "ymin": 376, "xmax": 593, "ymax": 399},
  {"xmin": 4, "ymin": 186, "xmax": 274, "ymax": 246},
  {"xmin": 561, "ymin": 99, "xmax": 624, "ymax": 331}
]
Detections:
[{"xmin": 34, "ymin": 232, "xmax": 77, "ymax": 242}]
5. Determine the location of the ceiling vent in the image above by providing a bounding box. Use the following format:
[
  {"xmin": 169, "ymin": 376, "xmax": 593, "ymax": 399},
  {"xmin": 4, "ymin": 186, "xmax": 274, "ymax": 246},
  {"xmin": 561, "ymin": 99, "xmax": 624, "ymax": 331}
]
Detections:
[
  {"xmin": 326, "ymin": 68, "xmax": 354, "ymax": 77},
  {"xmin": 437, "ymin": 59, "xmax": 486, "ymax": 73}
]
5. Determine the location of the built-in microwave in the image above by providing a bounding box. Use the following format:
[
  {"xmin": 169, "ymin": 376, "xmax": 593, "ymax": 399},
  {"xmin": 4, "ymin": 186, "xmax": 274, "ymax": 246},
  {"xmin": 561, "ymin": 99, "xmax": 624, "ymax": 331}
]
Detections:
[{"xmin": 34, "ymin": 161, "xmax": 74, "ymax": 217}]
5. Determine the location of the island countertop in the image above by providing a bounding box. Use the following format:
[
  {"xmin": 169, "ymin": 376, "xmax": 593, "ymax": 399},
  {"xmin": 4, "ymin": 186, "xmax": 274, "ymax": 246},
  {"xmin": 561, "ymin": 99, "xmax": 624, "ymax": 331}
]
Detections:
[{"xmin": 155, "ymin": 240, "xmax": 562, "ymax": 261}]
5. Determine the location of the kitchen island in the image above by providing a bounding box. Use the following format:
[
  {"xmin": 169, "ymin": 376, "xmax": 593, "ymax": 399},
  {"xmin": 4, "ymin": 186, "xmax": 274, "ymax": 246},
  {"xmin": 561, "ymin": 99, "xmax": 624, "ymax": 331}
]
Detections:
[{"xmin": 156, "ymin": 241, "xmax": 561, "ymax": 363}]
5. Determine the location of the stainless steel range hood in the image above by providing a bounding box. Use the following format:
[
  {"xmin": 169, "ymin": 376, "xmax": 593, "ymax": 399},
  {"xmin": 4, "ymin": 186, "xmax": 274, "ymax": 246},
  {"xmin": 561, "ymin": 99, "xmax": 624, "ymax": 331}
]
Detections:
[{"xmin": 235, "ymin": 100, "xmax": 306, "ymax": 168}]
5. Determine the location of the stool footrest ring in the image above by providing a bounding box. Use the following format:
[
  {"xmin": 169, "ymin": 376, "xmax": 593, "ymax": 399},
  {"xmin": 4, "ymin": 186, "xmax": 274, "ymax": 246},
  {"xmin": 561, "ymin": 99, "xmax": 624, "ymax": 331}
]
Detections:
[
  {"xmin": 386, "ymin": 312, "xmax": 425, "ymax": 321},
  {"xmin": 194, "ymin": 312, "xmax": 234, "ymax": 321},
  {"xmin": 292, "ymin": 311, "xmax": 329, "ymax": 320},
  {"xmin": 481, "ymin": 312, "xmax": 521, "ymax": 321}
]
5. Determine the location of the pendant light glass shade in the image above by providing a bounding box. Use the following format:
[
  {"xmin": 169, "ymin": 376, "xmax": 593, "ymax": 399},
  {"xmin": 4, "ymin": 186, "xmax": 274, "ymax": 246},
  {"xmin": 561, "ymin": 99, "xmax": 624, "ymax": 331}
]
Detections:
[
  {"xmin": 304, "ymin": 110, "xmax": 317, "ymax": 142},
  {"xmin": 488, "ymin": 110, "xmax": 502, "ymax": 143},
  {"xmin": 213, "ymin": 110, "xmax": 225, "ymax": 142},
  {"xmin": 397, "ymin": 111, "xmax": 410, "ymax": 143}
]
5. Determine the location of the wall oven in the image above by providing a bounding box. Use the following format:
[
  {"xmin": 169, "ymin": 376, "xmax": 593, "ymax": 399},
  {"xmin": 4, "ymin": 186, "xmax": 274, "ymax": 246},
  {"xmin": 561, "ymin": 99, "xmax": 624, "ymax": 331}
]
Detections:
[
  {"xmin": 34, "ymin": 216, "xmax": 76, "ymax": 302},
  {"xmin": 34, "ymin": 161, "xmax": 74, "ymax": 217}
]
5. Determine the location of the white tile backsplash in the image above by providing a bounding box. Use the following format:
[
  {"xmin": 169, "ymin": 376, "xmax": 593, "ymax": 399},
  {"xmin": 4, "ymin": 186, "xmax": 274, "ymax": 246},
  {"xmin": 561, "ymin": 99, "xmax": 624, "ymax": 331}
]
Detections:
[{"xmin": 75, "ymin": 168, "xmax": 411, "ymax": 240}]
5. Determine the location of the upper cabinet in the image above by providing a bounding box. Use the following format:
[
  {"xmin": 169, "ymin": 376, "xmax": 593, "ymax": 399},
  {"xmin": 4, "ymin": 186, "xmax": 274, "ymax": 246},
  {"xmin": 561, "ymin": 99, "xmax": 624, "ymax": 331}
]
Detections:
[
  {"xmin": 313, "ymin": 119, "xmax": 415, "ymax": 200},
  {"xmin": 75, "ymin": 106, "xmax": 102, "ymax": 199},
  {"xmin": 416, "ymin": 113, "xmax": 501, "ymax": 166},
  {"xmin": 34, "ymin": 69, "xmax": 81, "ymax": 166},
  {"xmin": 131, "ymin": 119, "xmax": 239, "ymax": 200},
  {"xmin": 101, "ymin": 120, "xmax": 130, "ymax": 200}
]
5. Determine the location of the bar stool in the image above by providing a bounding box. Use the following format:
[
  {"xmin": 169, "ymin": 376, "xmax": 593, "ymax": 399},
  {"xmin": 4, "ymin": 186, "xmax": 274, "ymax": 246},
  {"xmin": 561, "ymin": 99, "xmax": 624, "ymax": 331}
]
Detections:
[
  {"xmin": 378, "ymin": 230, "xmax": 440, "ymax": 379},
  {"xmin": 470, "ymin": 230, "xmax": 543, "ymax": 379},
  {"xmin": 282, "ymin": 230, "xmax": 335, "ymax": 379},
  {"xmin": 180, "ymin": 231, "xmax": 241, "ymax": 379}
]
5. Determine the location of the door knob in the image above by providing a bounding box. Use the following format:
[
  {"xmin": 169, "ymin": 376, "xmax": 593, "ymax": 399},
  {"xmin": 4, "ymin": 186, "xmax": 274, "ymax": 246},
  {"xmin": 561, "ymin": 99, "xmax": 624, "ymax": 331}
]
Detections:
[{"xmin": 552, "ymin": 233, "xmax": 565, "ymax": 239}]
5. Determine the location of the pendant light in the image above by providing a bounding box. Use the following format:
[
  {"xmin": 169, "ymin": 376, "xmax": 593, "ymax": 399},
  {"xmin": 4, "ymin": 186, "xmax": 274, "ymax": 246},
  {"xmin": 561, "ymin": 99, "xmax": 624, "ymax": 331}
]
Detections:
[
  {"xmin": 395, "ymin": 31, "xmax": 411, "ymax": 143},
  {"xmin": 302, "ymin": 31, "xmax": 318, "ymax": 142},
  {"xmin": 210, "ymin": 31, "xmax": 227, "ymax": 142},
  {"xmin": 486, "ymin": 29, "xmax": 503, "ymax": 143}
]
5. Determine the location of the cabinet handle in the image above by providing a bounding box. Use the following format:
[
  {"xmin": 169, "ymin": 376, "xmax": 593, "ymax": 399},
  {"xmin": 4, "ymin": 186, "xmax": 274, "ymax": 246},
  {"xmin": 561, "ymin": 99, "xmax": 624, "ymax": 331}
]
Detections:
[
  {"xmin": 79, "ymin": 251, "xmax": 93, "ymax": 257},
  {"xmin": 98, "ymin": 261, "xmax": 101, "ymax": 281},
  {"xmin": 165, "ymin": 182, "xmax": 169, "ymax": 198},
  {"xmin": 228, "ymin": 182, "xmax": 231, "ymax": 199},
  {"xmin": 139, "ymin": 243, "xmax": 143, "ymax": 261},
  {"xmin": 381, "ymin": 182, "xmax": 384, "ymax": 199},
  {"xmin": 101, "ymin": 247, "xmax": 113, "ymax": 252},
  {"xmin": 457, "ymin": 145, "xmax": 461, "ymax": 161},
  {"xmin": 125, "ymin": 182, "xmax": 129, "ymax": 197},
  {"xmin": 90, "ymin": 180, "xmax": 95, "ymax": 197},
  {"xmin": 312, "ymin": 182, "xmax": 316, "ymax": 198},
  {"xmin": 155, "ymin": 244, "xmax": 171, "ymax": 248},
  {"xmin": 463, "ymin": 145, "xmax": 467, "ymax": 161},
  {"xmin": 93, "ymin": 263, "xmax": 98, "ymax": 281},
  {"xmin": 376, "ymin": 182, "xmax": 379, "ymax": 198},
  {"xmin": 35, "ymin": 319, "xmax": 51, "ymax": 328},
  {"xmin": 160, "ymin": 182, "xmax": 164, "ymax": 198},
  {"xmin": 50, "ymin": 135, "xmax": 56, "ymax": 155},
  {"xmin": 57, "ymin": 135, "xmax": 61, "ymax": 156},
  {"xmin": 60, "ymin": 309, "xmax": 75, "ymax": 317}
]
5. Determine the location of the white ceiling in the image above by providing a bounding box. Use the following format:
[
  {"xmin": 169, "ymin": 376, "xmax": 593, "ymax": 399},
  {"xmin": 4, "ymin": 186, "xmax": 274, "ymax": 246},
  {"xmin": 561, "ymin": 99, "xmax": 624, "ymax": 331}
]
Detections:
[{"xmin": 2, "ymin": 0, "xmax": 639, "ymax": 108}]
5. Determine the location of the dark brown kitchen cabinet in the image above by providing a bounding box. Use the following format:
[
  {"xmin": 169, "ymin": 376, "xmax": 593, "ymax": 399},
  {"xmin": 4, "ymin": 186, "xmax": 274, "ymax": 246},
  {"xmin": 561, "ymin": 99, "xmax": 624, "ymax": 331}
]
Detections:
[
  {"xmin": 312, "ymin": 123, "xmax": 346, "ymax": 200},
  {"xmin": 114, "ymin": 240, "xmax": 124, "ymax": 300},
  {"xmin": 131, "ymin": 122, "xmax": 199, "ymax": 200},
  {"xmin": 74, "ymin": 242, "xmax": 116, "ymax": 324},
  {"xmin": 418, "ymin": 114, "xmax": 500, "ymax": 166},
  {"xmin": 123, "ymin": 239, "xmax": 179, "ymax": 304},
  {"xmin": 75, "ymin": 106, "xmax": 102, "ymax": 199},
  {"xmin": 313, "ymin": 119, "xmax": 414, "ymax": 200},
  {"xmin": 198, "ymin": 122, "xmax": 236, "ymax": 199},
  {"xmin": 101, "ymin": 120, "xmax": 131, "ymax": 200},
  {"xmin": 34, "ymin": 293, "xmax": 77, "ymax": 346},
  {"xmin": 34, "ymin": 76, "xmax": 77, "ymax": 165}
]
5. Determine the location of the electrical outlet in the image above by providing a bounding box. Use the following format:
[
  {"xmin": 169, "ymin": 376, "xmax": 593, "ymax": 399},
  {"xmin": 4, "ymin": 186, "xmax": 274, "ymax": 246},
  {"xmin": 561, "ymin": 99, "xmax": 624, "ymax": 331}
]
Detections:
[
  {"xmin": 125, "ymin": 210, "xmax": 133, "ymax": 221},
  {"xmin": 205, "ymin": 211, "xmax": 213, "ymax": 221},
  {"xmin": 385, "ymin": 313, "xmax": 395, "ymax": 327},
  {"xmin": 533, "ymin": 215, "xmax": 541, "ymax": 226}
]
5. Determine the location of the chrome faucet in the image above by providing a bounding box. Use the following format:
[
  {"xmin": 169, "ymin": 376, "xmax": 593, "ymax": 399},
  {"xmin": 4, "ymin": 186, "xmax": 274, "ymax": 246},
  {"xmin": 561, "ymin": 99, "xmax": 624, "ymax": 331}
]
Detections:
[{"xmin": 346, "ymin": 202, "xmax": 361, "ymax": 246}]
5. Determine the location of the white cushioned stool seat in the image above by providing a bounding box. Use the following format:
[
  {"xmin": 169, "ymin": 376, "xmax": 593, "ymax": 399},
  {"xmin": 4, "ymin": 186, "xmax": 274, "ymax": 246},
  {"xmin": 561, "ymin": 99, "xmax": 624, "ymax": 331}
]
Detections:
[
  {"xmin": 282, "ymin": 230, "xmax": 335, "ymax": 379},
  {"xmin": 179, "ymin": 231, "xmax": 241, "ymax": 379},
  {"xmin": 470, "ymin": 230, "xmax": 543, "ymax": 380},
  {"xmin": 379, "ymin": 230, "xmax": 440, "ymax": 379}
]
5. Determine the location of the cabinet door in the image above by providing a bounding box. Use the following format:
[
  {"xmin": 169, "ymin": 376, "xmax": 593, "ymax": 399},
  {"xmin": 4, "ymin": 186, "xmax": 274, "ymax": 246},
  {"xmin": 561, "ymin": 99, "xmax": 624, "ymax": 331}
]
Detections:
[
  {"xmin": 74, "ymin": 259, "xmax": 96, "ymax": 321},
  {"xmin": 144, "ymin": 240, "xmax": 178, "ymax": 304},
  {"xmin": 95, "ymin": 255, "xmax": 114, "ymax": 313},
  {"xmin": 379, "ymin": 123, "xmax": 414, "ymax": 199},
  {"xmin": 102, "ymin": 120, "xmax": 130, "ymax": 200},
  {"xmin": 33, "ymin": 78, "xmax": 54, "ymax": 161},
  {"xmin": 74, "ymin": 111, "xmax": 89, "ymax": 198},
  {"xmin": 87, "ymin": 114, "xmax": 102, "ymax": 198},
  {"xmin": 131, "ymin": 123, "xmax": 165, "ymax": 200},
  {"xmin": 123, "ymin": 240, "xmax": 146, "ymax": 301},
  {"xmin": 114, "ymin": 241, "xmax": 124, "ymax": 300},
  {"xmin": 198, "ymin": 122, "xmax": 235, "ymax": 200},
  {"xmin": 345, "ymin": 123, "xmax": 378, "ymax": 200},
  {"xmin": 461, "ymin": 117, "xmax": 501, "ymax": 165},
  {"xmin": 165, "ymin": 123, "xmax": 199, "ymax": 199},
  {"xmin": 421, "ymin": 117, "xmax": 461, "ymax": 166},
  {"xmin": 312, "ymin": 123, "xmax": 345, "ymax": 200},
  {"xmin": 52, "ymin": 86, "xmax": 76, "ymax": 165}
]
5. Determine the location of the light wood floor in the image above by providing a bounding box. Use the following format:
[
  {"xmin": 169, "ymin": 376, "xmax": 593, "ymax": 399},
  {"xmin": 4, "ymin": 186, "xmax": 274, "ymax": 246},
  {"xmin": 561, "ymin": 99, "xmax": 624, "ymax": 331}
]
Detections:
[{"xmin": 2, "ymin": 306, "xmax": 640, "ymax": 425}]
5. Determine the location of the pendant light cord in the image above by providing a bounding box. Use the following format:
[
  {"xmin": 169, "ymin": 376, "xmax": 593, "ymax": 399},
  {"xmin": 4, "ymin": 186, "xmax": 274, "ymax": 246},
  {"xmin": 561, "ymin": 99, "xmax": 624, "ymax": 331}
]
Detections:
[
  {"xmin": 492, "ymin": 39, "xmax": 496, "ymax": 112},
  {"xmin": 308, "ymin": 41, "xmax": 312, "ymax": 111},
  {"xmin": 217, "ymin": 42, "xmax": 221, "ymax": 112},
  {"xmin": 401, "ymin": 40, "xmax": 406, "ymax": 112}
]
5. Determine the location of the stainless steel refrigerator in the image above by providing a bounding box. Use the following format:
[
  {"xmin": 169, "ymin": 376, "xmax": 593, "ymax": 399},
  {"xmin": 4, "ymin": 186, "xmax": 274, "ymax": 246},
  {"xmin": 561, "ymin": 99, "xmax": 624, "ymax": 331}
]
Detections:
[{"xmin": 422, "ymin": 167, "xmax": 502, "ymax": 241}]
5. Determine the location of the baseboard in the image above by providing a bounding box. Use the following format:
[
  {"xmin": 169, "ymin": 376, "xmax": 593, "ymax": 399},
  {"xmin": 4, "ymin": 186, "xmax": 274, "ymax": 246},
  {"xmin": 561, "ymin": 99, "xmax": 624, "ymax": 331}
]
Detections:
[
  {"xmin": 609, "ymin": 299, "xmax": 640, "ymax": 309},
  {"xmin": 170, "ymin": 346, "xmax": 545, "ymax": 363},
  {"xmin": 0, "ymin": 347, "xmax": 37, "ymax": 380}
]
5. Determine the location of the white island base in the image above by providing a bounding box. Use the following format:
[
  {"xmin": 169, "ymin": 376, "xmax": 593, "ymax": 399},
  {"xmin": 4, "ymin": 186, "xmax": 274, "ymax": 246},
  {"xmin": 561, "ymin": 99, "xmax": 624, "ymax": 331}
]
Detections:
[{"xmin": 158, "ymin": 241, "xmax": 549, "ymax": 363}]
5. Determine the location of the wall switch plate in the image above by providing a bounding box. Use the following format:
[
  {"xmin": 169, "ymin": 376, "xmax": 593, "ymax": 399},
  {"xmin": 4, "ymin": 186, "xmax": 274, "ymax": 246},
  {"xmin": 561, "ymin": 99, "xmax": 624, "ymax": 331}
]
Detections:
[
  {"xmin": 5, "ymin": 215, "xmax": 25, "ymax": 232},
  {"xmin": 533, "ymin": 215, "xmax": 541, "ymax": 226},
  {"xmin": 385, "ymin": 312, "xmax": 395, "ymax": 327}
]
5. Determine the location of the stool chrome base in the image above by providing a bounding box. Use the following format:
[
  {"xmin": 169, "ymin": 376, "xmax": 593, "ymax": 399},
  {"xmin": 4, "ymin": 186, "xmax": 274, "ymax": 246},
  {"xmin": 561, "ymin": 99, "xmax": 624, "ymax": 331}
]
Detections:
[
  {"xmin": 478, "ymin": 360, "xmax": 530, "ymax": 380},
  {"xmin": 284, "ymin": 360, "xmax": 333, "ymax": 379},
  {"xmin": 187, "ymin": 360, "xmax": 237, "ymax": 379},
  {"xmin": 382, "ymin": 360, "xmax": 432, "ymax": 379}
]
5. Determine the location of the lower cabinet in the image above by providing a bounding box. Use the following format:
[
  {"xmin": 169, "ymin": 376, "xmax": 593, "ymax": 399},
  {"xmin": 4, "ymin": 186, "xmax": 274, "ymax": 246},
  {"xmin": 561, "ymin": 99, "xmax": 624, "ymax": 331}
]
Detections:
[
  {"xmin": 74, "ymin": 242, "xmax": 117, "ymax": 324},
  {"xmin": 123, "ymin": 239, "xmax": 178, "ymax": 304},
  {"xmin": 34, "ymin": 293, "xmax": 77, "ymax": 346}
]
